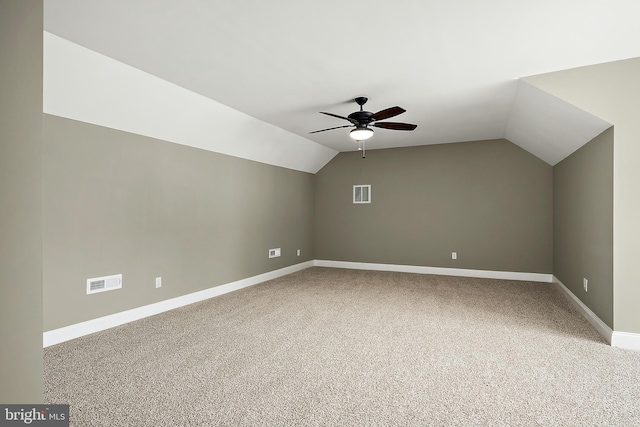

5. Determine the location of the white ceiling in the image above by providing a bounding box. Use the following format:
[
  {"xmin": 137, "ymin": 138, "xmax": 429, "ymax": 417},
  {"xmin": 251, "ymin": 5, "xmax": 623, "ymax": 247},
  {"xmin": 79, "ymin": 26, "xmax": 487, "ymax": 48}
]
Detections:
[
  {"xmin": 505, "ymin": 81, "xmax": 611, "ymax": 165},
  {"xmin": 44, "ymin": 0, "xmax": 640, "ymax": 159}
]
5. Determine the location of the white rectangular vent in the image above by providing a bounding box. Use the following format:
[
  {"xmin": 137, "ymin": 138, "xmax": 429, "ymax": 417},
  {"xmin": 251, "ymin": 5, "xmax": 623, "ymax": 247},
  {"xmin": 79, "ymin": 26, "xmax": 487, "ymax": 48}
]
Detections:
[
  {"xmin": 87, "ymin": 274, "xmax": 122, "ymax": 295},
  {"xmin": 269, "ymin": 248, "xmax": 281, "ymax": 258},
  {"xmin": 353, "ymin": 185, "xmax": 371, "ymax": 204}
]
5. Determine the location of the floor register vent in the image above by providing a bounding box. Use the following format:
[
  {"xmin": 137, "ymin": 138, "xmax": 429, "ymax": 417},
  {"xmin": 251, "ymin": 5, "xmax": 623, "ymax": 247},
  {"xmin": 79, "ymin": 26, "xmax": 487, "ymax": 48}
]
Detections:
[{"xmin": 87, "ymin": 274, "xmax": 122, "ymax": 295}]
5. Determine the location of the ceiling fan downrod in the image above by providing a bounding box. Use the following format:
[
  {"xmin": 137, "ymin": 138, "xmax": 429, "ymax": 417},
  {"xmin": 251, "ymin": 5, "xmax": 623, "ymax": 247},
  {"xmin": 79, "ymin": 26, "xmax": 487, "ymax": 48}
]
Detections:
[{"xmin": 355, "ymin": 96, "xmax": 368, "ymax": 110}]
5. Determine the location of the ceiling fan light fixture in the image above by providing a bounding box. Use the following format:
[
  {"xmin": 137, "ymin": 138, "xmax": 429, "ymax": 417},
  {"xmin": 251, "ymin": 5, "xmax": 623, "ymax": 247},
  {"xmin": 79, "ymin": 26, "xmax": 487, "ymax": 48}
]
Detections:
[{"xmin": 350, "ymin": 127, "xmax": 374, "ymax": 141}]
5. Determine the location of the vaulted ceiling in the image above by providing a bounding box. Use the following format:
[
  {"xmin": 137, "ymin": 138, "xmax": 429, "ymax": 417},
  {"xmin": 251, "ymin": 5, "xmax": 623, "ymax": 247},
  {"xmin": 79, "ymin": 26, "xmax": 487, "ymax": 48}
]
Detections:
[{"xmin": 44, "ymin": 0, "xmax": 640, "ymax": 170}]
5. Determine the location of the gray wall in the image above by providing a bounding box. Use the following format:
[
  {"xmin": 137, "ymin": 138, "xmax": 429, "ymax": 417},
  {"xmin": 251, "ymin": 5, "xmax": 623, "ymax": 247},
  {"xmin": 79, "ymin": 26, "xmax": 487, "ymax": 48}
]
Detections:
[
  {"xmin": 553, "ymin": 128, "xmax": 614, "ymax": 327},
  {"xmin": 43, "ymin": 115, "xmax": 314, "ymax": 331},
  {"xmin": 0, "ymin": 0, "xmax": 43, "ymax": 403},
  {"xmin": 315, "ymin": 139, "xmax": 553, "ymax": 273},
  {"xmin": 525, "ymin": 59, "xmax": 640, "ymax": 333}
]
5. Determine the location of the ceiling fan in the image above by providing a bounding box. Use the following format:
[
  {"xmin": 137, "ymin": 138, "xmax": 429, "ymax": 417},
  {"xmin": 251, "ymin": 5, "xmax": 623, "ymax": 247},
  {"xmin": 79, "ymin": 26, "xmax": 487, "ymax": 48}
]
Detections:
[{"xmin": 310, "ymin": 97, "xmax": 417, "ymax": 143}]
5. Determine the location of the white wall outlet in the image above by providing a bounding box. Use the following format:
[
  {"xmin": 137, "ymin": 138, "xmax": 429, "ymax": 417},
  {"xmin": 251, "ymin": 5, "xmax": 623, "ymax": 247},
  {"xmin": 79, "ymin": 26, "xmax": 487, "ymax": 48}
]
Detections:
[
  {"xmin": 156, "ymin": 277, "xmax": 162, "ymax": 288},
  {"xmin": 452, "ymin": 252, "xmax": 457, "ymax": 260},
  {"xmin": 583, "ymin": 278, "xmax": 588, "ymax": 292},
  {"xmin": 297, "ymin": 249, "xmax": 300, "ymax": 256},
  {"xmin": 269, "ymin": 248, "xmax": 281, "ymax": 258}
]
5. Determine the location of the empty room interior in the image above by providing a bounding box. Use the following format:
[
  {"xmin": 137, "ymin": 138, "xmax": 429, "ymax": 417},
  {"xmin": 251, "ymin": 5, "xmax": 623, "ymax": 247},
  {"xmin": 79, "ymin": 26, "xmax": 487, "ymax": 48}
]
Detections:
[{"xmin": 2, "ymin": 0, "xmax": 640, "ymax": 425}]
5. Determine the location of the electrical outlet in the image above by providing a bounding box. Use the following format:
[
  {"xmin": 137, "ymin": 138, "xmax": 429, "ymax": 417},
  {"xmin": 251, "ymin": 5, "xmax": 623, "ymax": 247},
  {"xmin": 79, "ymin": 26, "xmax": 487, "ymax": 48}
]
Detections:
[
  {"xmin": 583, "ymin": 278, "xmax": 588, "ymax": 292},
  {"xmin": 452, "ymin": 252, "xmax": 457, "ymax": 260},
  {"xmin": 297, "ymin": 249, "xmax": 300, "ymax": 256},
  {"xmin": 156, "ymin": 277, "xmax": 162, "ymax": 288}
]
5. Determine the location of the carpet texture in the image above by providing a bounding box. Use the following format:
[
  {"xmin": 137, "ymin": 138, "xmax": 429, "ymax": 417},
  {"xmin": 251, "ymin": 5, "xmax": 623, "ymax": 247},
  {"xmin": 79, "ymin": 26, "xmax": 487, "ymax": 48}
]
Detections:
[{"xmin": 44, "ymin": 267, "xmax": 640, "ymax": 426}]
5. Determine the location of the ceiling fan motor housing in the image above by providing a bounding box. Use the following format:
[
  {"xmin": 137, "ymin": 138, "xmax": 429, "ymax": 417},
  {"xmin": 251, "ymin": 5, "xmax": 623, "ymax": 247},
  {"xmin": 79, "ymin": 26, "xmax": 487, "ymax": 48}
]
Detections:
[{"xmin": 348, "ymin": 111, "xmax": 374, "ymax": 124}]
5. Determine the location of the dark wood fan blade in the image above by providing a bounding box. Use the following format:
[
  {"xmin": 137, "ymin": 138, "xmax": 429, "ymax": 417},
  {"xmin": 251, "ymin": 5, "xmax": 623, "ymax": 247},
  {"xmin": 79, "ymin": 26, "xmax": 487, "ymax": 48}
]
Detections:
[
  {"xmin": 372, "ymin": 122, "xmax": 417, "ymax": 131},
  {"xmin": 309, "ymin": 124, "xmax": 354, "ymax": 134},
  {"xmin": 371, "ymin": 106, "xmax": 405, "ymax": 121},
  {"xmin": 320, "ymin": 112, "xmax": 357, "ymax": 123}
]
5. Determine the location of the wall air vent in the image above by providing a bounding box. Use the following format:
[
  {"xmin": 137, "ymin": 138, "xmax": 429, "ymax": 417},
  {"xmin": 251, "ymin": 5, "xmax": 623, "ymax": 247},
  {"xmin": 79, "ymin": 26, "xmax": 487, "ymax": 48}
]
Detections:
[
  {"xmin": 87, "ymin": 274, "xmax": 122, "ymax": 295},
  {"xmin": 353, "ymin": 185, "xmax": 371, "ymax": 204},
  {"xmin": 269, "ymin": 248, "xmax": 281, "ymax": 258}
]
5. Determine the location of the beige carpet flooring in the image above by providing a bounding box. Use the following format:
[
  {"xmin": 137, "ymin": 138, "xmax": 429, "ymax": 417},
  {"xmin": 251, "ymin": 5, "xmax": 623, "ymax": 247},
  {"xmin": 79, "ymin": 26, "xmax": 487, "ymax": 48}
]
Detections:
[{"xmin": 44, "ymin": 267, "xmax": 640, "ymax": 426}]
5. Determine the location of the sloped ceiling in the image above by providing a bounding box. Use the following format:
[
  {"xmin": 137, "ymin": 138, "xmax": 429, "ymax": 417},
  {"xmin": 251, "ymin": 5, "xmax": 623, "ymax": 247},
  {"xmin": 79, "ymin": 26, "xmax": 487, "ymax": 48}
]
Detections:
[
  {"xmin": 505, "ymin": 81, "xmax": 611, "ymax": 165},
  {"xmin": 44, "ymin": 0, "xmax": 640, "ymax": 168}
]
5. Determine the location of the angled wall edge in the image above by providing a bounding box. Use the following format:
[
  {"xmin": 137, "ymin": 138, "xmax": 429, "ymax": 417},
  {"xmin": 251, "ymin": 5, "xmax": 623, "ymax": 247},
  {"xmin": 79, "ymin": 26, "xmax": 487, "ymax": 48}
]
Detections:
[{"xmin": 43, "ymin": 32, "xmax": 337, "ymax": 174}]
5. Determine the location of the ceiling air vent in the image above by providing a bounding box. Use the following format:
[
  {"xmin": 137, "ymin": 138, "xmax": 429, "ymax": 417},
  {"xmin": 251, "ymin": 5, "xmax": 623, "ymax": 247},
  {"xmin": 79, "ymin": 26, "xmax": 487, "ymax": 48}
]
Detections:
[
  {"xmin": 87, "ymin": 274, "xmax": 122, "ymax": 295},
  {"xmin": 353, "ymin": 185, "xmax": 371, "ymax": 204}
]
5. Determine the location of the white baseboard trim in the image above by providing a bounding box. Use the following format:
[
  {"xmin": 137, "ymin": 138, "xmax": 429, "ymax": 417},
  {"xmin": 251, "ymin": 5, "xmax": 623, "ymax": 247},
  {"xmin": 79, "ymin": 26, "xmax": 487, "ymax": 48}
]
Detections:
[
  {"xmin": 554, "ymin": 277, "xmax": 640, "ymax": 351},
  {"xmin": 43, "ymin": 261, "xmax": 314, "ymax": 347},
  {"xmin": 552, "ymin": 276, "xmax": 613, "ymax": 344},
  {"xmin": 46, "ymin": 260, "xmax": 640, "ymax": 352},
  {"xmin": 314, "ymin": 260, "xmax": 553, "ymax": 283},
  {"xmin": 611, "ymin": 331, "xmax": 640, "ymax": 351}
]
